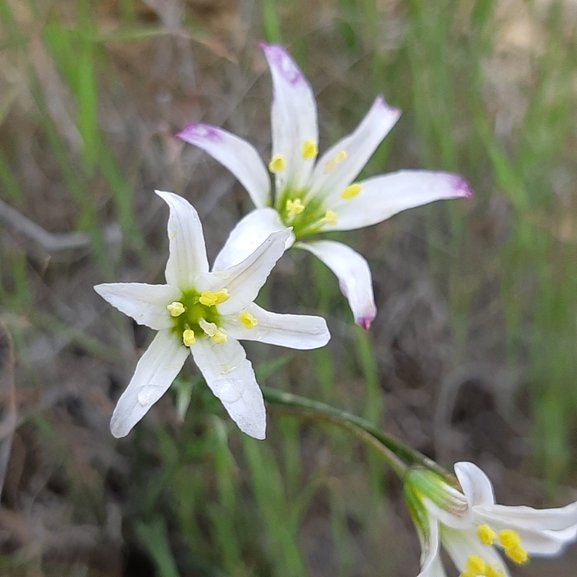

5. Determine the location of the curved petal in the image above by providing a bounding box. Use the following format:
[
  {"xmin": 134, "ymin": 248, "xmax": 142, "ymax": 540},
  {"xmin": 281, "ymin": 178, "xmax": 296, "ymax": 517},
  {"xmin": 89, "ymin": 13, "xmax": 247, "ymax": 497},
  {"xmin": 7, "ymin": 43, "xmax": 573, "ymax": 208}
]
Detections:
[
  {"xmin": 454, "ymin": 462, "xmax": 496, "ymax": 509},
  {"xmin": 417, "ymin": 516, "xmax": 447, "ymax": 577},
  {"xmin": 110, "ymin": 330, "xmax": 189, "ymax": 438},
  {"xmin": 221, "ymin": 302, "xmax": 330, "ymax": 349},
  {"xmin": 442, "ymin": 527, "xmax": 511, "ymax": 577},
  {"xmin": 177, "ymin": 124, "xmax": 271, "ymax": 208},
  {"xmin": 212, "ymin": 229, "xmax": 292, "ymax": 315},
  {"xmin": 260, "ymin": 43, "xmax": 318, "ymax": 193},
  {"xmin": 295, "ymin": 240, "xmax": 376, "ymax": 329},
  {"xmin": 191, "ymin": 337, "xmax": 266, "ymax": 439},
  {"xmin": 95, "ymin": 282, "xmax": 179, "ymax": 330},
  {"xmin": 212, "ymin": 208, "xmax": 294, "ymax": 271},
  {"xmin": 156, "ymin": 191, "xmax": 209, "ymax": 288},
  {"xmin": 480, "ymin": 501, "xmax": 577, "ymax": 532},
  {"xmin": 328, "ymin": 171, "xmax": 473, "ymax": 232},
  {"xmin": 308, "ymin": 96, "xmax": 401, "ymax": 200}
]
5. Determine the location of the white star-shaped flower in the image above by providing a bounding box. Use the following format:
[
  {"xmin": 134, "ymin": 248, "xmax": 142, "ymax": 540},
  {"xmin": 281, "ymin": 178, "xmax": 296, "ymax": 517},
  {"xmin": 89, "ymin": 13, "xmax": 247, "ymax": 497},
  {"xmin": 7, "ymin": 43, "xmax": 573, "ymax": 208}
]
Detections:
[
  {"xmin": 177, "ymin": 43, "xmax": 472, "ymax": 329},
  {"xmin": 405, "ymin": 462, "xmax": 577, "ymax": 577},
  {"xmin": 95, "ymin": 191, "xmax": 330, "ymax": 440}
]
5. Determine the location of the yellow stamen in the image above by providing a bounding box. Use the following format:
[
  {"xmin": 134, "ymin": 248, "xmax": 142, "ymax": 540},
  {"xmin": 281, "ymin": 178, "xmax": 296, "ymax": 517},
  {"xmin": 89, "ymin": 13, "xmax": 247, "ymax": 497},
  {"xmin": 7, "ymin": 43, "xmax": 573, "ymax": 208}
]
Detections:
[
  {"xmin": 167, "ymin": 301, "xmax": 185, "ymax": 317},
  {"xmin": 269, "ymin": 154, "xmax": 286, "ymax": 173},
  {"xmin": 498, "ymin": 529, "xmax": 521, "ymax": 550},
  {"xmin": 335, "ymin": 150, "xmax": 347, "ymax": 163},
  {"xmin": 505, "ymin": 545, "xmax": 528, "ymax": 565},
  {"xmin": 459, "ymin": 572, "xmax": 475, "ymax": 577},
  {"xmin": 199, "ymin": 319, "xmax": 217, "ymax": 337},
  {"xmin": 321, "ymin": 210, "xmax": 338, "ymax": 226},
  {"xmin": 302, "ymin": 140, "xmax": 318, "ymax": 160},
  {"xmin": 199, "ymin": 289, "xmax": 230, "ymax": 307},
  {"xmin": 485, "ymin": 566, "xmax": 506, "ymax": 577},
  {"xmin": 239, "ymin": 312, "xmax": 258, "ymax": 329},
  {"xmin": 340, "ymin": 183, "xmax": 362, "ymax": 200},
  {"xmin": 465, "ymin": 554, "xmax": 485, "ymax": 575},
  {"xmin": 286, "ymin": 198, "xmax": 305, "ymax": 217},
  {"xmin": 323, "ymin": 159, "xmax": 337, "ymax": 174},
  {"xmin": 477, "ymin": 524, "xmax": 496, "ymax": 546},
  {"xmin": 182, "ymin": 329, "xmax": 196, "ymax": 346},
  {"xmin": 198, "ymin": 319, "xmax": 227, "ymax": 344},
  {"xmin": 211, "ymin": 330, "xmax": 228, "ymax": 344},
  {"xmin": 324, "ymin": 150, "xmax": 347, "ymax": 174}
]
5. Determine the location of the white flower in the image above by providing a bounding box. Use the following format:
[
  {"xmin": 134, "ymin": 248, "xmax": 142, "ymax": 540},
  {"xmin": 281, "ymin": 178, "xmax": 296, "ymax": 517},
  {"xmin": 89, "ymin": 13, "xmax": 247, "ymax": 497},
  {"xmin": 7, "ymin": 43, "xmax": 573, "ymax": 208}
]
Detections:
[
  {"xmin": 405, "ymin": 462, "xmax": 577, "ymax": 577},
  {"xmin": 177, "ymin": 43, "xmax": 472, "ymax": 329},
  {"xmin": 95, "ymin": 191, "xmax": 330, "ymax": 440}
]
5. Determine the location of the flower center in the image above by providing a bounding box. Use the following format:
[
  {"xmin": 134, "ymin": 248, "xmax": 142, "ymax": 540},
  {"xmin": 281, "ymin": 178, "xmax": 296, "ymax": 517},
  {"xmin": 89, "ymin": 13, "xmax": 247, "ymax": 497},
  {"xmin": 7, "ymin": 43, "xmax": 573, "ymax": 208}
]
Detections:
[
  {"xmin": 459, "ymin": 526, "xmax": 528, "ymax": 576},
  {"xmin": 168, "ymin": 289, "xmax": 229, "ymax": 346}
]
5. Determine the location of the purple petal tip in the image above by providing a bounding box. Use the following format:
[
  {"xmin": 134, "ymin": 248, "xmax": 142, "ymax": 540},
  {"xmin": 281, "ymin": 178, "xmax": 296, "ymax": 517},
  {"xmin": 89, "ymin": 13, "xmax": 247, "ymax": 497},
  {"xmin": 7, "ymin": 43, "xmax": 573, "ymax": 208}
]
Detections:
[
  {"xmin": 263, "ymin": 45, "xmax": 304, "ymax": 85},
  {"xmin": 177, "ymin": 123, "xmax": 222, "ymax": 144},
  {"xmin": 375, "ymin": 95, "xmax": 402, "ymax": 119},
  {"xmin": 357, "ymin": 316, "xmax": 373, "ymax": 331},
  {"xmin": 453, "ymin": 176, "xmax": 473, "ymax": 199},
  {"xmin": 355, "ymin": 311, "xmax": 377, "ymax": 331}
]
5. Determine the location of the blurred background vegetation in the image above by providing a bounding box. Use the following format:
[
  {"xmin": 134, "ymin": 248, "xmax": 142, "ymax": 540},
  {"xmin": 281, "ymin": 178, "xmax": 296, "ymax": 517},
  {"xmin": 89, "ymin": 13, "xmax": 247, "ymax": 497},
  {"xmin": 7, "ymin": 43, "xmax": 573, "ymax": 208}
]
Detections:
[{"xmin": 1, "ymin": 0, "xmax": 577, "ymax": 575}]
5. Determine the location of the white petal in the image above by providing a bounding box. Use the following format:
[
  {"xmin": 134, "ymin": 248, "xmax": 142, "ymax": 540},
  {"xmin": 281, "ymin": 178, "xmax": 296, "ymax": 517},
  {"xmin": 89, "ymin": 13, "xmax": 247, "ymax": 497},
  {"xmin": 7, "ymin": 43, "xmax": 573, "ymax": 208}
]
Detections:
[
  {"xmin": 94, "ymin": 282, "xmax": 179, "ymax": 330},
  {"xmin": 176, "ymin": 124, "xmax": 271, "ymax": 208},
  {"xmin": 454, "ymin": 462, "xmax": 496, "ymax": 509},
  {"xmin": 212, "ymin": 229, "xmax": 292, "ymax": 315},
  {"xmin": 417, "ymin": 514, "xmax": 447, "ymax": 577},
  {"xmin": 260, "ymin": 43, "xmax": 318, "ymax": 192},
  {"xmin": 191, "ymin": 337, "xmax": 266, "ymax": 439},
  {"xmin": 477, "ymin": 501, "xmax": 577, "ymax": 532},
  {"xmin": 442, "ymin": 527, "xmax": 511, "ymax": 577},
  {"xmin": 156, "ymin": 191, "xmax": 209, "ymax": 288},
  {"xmin": 329, "ymin": 171, "xmax": 473, "ymax": 232},
  {"xmin": 295, "ymin": 240, "xmax": 376, "ymax": 329},
  {"xmin": 418, "ymin": 554, "xmax": 448, "ymax": 577},
  {"xmin": 308, "ymin": 96, "xmax": 401, "ymax": 200},
  {"xmin": 220, "ymin": 302, "xmax": 330, "ymax": 349},
  {"xmin": 110, "ymin": 330, "xmax": 189, "ymax": 438},
  {"xmin": 212, "ymin": 208, "xmax": 294, "ymax": 271}
]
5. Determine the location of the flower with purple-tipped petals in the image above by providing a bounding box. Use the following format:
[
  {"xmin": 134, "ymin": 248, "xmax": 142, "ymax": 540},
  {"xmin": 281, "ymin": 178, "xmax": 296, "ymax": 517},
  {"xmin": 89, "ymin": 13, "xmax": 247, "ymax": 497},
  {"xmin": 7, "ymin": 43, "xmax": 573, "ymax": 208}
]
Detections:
[{"xmin": 178, "ymin": 44, "xmax": 472, "ymax": 329}]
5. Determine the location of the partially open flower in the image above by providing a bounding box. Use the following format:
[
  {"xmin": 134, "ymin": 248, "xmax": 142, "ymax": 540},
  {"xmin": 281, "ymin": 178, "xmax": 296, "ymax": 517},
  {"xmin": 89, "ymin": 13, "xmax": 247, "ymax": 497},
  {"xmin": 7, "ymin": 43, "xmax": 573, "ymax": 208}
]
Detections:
[
  {"xmin": 95, "ymin": 191, "xmax": 330, "ymax": 440},
  {"xmin": 178, "ymin": 44, "xmax": 472, "ymax": 329},
  {"xmin": 405, "ymin": 462, "xmax": 577, "ymax": 576}
]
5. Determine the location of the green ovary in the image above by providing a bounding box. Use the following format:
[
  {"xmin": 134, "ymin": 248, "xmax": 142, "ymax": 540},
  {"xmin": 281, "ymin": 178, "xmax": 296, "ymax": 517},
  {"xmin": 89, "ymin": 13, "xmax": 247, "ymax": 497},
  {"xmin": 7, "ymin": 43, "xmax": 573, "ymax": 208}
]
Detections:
[
  {"xmin": 169, "ymin": 290, "xmax": 221, "ymax": 344},
  {"xmin": 276, "ymin": 187, "xmax": 329, "ymax": 239}
]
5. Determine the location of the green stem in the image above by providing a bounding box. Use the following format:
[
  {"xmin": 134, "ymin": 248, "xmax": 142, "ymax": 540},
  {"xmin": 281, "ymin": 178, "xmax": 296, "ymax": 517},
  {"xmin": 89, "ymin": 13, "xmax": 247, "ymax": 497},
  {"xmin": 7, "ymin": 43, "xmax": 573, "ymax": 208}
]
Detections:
[{"xmin": 262, "ymin": 386, "xmax": 453, "ymax": 483}]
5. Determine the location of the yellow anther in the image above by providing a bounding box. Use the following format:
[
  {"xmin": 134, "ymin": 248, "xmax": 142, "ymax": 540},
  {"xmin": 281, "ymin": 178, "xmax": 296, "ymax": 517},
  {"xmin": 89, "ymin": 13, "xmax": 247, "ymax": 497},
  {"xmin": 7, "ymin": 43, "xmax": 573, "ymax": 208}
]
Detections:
[
  {"xmin": 465, "ymin": 554, "xmax": 486, "ymax": 575},
  {"xmin": 505, "ymin": 545, "xmax": 528, "ymax": 565},
  {"xmin": 286, "ymin": 198, "xmax": 305, "ymax": 217},
  {"xmin": 498, "ymin": 529, "xmax": 521, "ymax": 550},
  {"xmin": 340, "ymin": 183, "xmax": 362, "ymax": 200},
  {"xmin": 239, "ymin": 312, "xmax": 258, "ymax": 329},
  {"xmin": 167, "ymin": 301, "xmax": 185, "ymax": 317},
  {"xmin": 321, "ymin": 210, "xmax": 338, "ymax": 226},
  {"xmin": 211, "ymin": 329, "xmax": 228, "ymax": 344},
  {"xmin": 269, "ymin": 154, "xmax": 286, "ymax": 173},
  {"xmin": 199, "ymin": 319, "xmax": 217, "ymax": 337},
  {"xmin": 485, "ymin": 566, "xmax": 506, "ymax": 577},
  {"xmin": 477, "ymin": 524, "xmax": 496, "ymax": 546},
  {"xmin": 323, "ymin": 159, "xmax": 337, "ymax": 174},
  {"xmin": 199, "ymin": 289, "xmax": 230, "ymax": 307},
  {"xmin": 182, "ymin": 329, "xmax": 196, "ymax": 346},
  {"xmin": 459, "ymin": 572, "xmax": 475, "ymax": 577},
  {"xmin": 335, "ymin": 150, "xmax": 347, "ymax": 163},
  {"xmin": 302, "ymin": 140, "xmax": 318, "ymax": 160}
]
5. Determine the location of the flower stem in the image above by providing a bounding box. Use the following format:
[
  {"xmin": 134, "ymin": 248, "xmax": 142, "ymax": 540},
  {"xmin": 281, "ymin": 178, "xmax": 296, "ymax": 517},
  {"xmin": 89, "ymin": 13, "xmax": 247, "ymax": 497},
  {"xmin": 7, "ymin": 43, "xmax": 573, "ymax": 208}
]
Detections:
[{"xmin": 262, "ymin": 386, "xmax": 454, "ymax": 483}]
